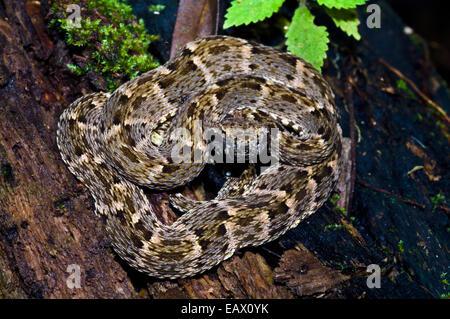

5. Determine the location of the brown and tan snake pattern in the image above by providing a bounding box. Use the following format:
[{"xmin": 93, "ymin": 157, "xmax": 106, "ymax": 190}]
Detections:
[{"xmin": 56, "ymin": 36, "xmax": 342, "ymax": 279}]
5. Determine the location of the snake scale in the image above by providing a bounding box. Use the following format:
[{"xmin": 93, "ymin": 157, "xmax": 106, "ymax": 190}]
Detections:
[{"xmin": 57, "ymin": 36, "xmax": 342, "ymax": 279}]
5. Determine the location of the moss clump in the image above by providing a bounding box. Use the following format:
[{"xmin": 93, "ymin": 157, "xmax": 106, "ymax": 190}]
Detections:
[
  {"xmin": 49, "ymin": 0, "xmax": 159, "ymax": 91},
  {"xmin": 441, "ymin": 273, "xmax": 449, "ymax": 286}
]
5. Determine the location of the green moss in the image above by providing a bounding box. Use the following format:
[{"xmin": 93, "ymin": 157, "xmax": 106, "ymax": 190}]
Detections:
[
  {"xmin": 325, "ymin": 194, "xmax": 358, "ymax": 231},
  {"xmin": 329, "ymin": 193, "xmax": 348, "ymax": 216},
  {"xmin": 49, "ymin": 0, "xmax": 159, "ymax": 91},
  {"xmin": 441, "ymin": 273, "xmax": 449, "ymax": 286},
  {"xmin": 430, "ymin": 193, "xmax": 445, "ymax": 213},
  {"xmin": 67, "ymin": 64, "xmax": 84, "ymax": 76},
  {"xmin": 53, "ymin": 194, "xmax": 69, "ymax": 215}
]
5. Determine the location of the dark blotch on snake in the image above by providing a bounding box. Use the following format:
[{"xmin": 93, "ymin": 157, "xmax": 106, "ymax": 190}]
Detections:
[
  {"xmin": 113, "ymin": 112, "xmax": 121, "ymax": 125},
  {"xmin": 181, "ymin": 48, "xmax": 193, "ymax": 57},
  {"xmin": 136, "ymin": 74, "xmax": 153, "ymax": 87},
  {"xmin": 121, "ymin": 146, "xmax": 139, "ymax": 163},
  {"xmin": 215, "ymin": 88, "xmax": 227, "ymax": 100},
  {"xmin": 216, "ymin": 210, "xmax": 230, "ymax": 221},
  {"xmin": 68, "ymin": 118, "xmax": 76, "ymax": 131},
  {"xmin": 317, "ymin": 126, "xmax": 325, "ymax": 135},
  {"xmin": 216, "ymin": 78, "xmax": 233, "ymax": 87},
  {"xmin": 209, "ymin": 45, "xmax": 229, "ymax": 55},
  {"xmin": 280, "ymin": 183, "xmax": 293, "ymax": 193},
  {"xmin": 78, "ymin": 115, "xmax": 87, "ymax": 124},
  {"xmin": 251, "ymin": 45, "xmax": 267, "ymax": 55},
  {"xmin": 115, "ymin": 210, "xmax": 127, "ymax": 224},
  {"xmin": 286, "ymin": 74, "xmax": 295, "ymax": 81},
  {"xmin": 194, "ymin": 228, "xmax": 205, "ymax": 238},
  {"xmin": 199, "ymin": 239, "xmax": 210, "ymax": 251},
  {"xmin": 280, "ymin": 54, "xmax": 298, "ymax": 67},
  {"xmin": 162, "ymin": 165, "xmax": 180, "ymax": 174},
  {"xmin": 132, "ymin": 96, "xmax": 147, "ymax": 110},
  {"xmin": 314, "ymin": 165, "xmax": 332, "ymax": 185},
  {"xmin": 296, "ymin": 170, "xmax": 308, "ymax": 179},
  {"xmin": 118, "ymin": 94, "xmax": 129, "ymax": 105},
  {"xmin": 221, "ymin": 243, "xmax": 229, "ymax": 254},
  {"xmin": 186, "ymin": 60, "xmax": 197, "ymax": 72},
  {"xmin": 240, "ymin": 82, "xmax": 261, "ymax": 91},
  {"xmin": 295, "ymin": 188, "xmax": 308, "ymax": 202},
  {"xmin": 335, "ymin": 139, "xmax": 342, "ymax": 156},
  {"xmin": 131, "ymin": 234, "xmax": 144, "ymax": 249},
  {"xmin": 167, "ymin": 60, "xmax": 180, "ymax": 71},
  {"xmin": 322, "ymin": 128, "xmax": 332, "ymax": 141}
]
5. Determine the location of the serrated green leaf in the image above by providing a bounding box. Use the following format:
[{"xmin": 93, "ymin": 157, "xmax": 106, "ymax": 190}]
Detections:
[
  {"xmin": 316, "ymin": 0, "xmax": 366, "ymax": 9},
  {"xmin": 286, "ymin": 5, "xmax": 329, "ymax": 71},
  {"xmin": 326, "ymin": 8, "xmax": 361, "ymax": 40},
  {"xmin": 223, "ymin": 0, "xmax": 285, "ymax": 29}
]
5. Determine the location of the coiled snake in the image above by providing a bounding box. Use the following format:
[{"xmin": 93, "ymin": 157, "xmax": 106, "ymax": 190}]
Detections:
[{"xmin": 57, "ymin": 36, "xmax": 342, "ymax": 279}]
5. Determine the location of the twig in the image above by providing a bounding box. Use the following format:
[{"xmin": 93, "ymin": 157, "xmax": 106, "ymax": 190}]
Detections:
[{"xmin": 378, "ymin": 58, "xmax": 450, "ymax": 125}]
